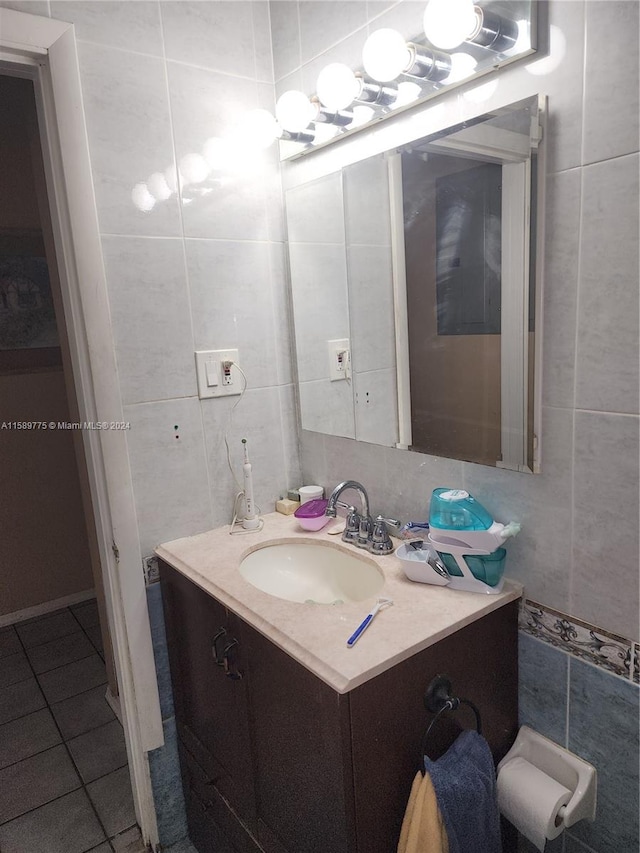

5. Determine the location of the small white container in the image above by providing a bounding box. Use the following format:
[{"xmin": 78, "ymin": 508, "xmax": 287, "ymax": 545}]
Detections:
[
  {"xmin": 395, "ymin": 543, "xmax": 450, "ymax": 586},
  {"xmin": 299, "ymin": 485, "xmax": 324, "ymax": 504}
]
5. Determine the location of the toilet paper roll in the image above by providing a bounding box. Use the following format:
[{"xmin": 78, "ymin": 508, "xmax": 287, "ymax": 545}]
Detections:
[{"xmin": 497, "ymin": 756, "xmax": 572, "ymax": 852}]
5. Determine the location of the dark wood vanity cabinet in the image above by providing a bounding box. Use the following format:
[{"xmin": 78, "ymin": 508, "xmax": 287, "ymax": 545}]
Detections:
[{"xmin": 159, "ymin": 559, "xmax": 518, "ymax": 853}]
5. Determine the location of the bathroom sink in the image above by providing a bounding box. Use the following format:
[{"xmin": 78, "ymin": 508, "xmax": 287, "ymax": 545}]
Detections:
[{"xmin": 239, "ymin": 541, "xmax": 384, "ymax": 604}]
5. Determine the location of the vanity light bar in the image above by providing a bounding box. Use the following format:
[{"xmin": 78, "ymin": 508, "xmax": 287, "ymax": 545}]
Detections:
[{"xmin": 274, "ymin": 2, "xmax": 522, "ymax": 145}]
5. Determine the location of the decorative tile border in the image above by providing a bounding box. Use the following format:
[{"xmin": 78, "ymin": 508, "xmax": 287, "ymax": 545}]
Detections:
[{"xmin": 519, "ymin": 599, "xmax": 638, "ymax": 684}]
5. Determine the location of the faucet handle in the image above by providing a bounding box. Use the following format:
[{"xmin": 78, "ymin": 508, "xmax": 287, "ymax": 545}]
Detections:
[
  {"xmin": 357, "ymin": 514, "xmax": 374, "ymax": 549},
  {"xmin": 342, "ymin": 508, "xmax": 361, "ymax": 545},
  {"xmin": 369, "ymin": 515, "xmax": 396, "ymax": 554}
]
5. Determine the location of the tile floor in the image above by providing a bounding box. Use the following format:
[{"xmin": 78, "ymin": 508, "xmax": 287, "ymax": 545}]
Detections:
[{"xmin": 0, "ymin": 599, "xmax": 146, "ymax": 853}]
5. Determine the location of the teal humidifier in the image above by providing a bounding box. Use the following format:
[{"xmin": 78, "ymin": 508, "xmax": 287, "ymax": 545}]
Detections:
[{"xmin": 427, "ymin": 488, "xmax": 521, "ymax": 594}]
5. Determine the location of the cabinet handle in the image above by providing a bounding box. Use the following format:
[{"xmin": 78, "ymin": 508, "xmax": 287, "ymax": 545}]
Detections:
[
  {"xmin": 222, "ymin": 638, "xmax": 243, "ymax": 680},
  {"xmin": 212, "ymin": 627, "xmax": 227, "ymax": 665}
]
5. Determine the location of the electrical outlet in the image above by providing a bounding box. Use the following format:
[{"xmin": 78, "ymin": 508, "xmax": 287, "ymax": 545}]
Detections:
[
  {"xmin": 143, "ymin": 555, "xmax": 160, "ymax": 586},
  {"xmin": 327, "ymin": 339, "xmax": 350, "ymax": 381},
  {"xmin": 195, "ymin": 349, "xmax": 241, "ymax": 398}
]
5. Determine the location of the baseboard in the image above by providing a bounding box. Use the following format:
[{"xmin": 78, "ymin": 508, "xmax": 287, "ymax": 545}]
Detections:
[
  {"xmin": 0, "ymin": 588, "xmax": 96, "ymax": 628},
  {"xmin": 106, "ymin": 685, "xmax": 122, "ymax": 723}
]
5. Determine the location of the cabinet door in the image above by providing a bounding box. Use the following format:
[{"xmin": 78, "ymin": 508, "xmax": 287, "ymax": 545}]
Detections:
[
  {"xmin": 241, "ymin": 619, "xmax": 355, "ymax": 853},
  {"xmin": 159, "ymin": 561, "xmax": 256, "ymax": 832},
  {"xmin": 348, "ymin": 602, "xmax": 518, "ymax": 852}
]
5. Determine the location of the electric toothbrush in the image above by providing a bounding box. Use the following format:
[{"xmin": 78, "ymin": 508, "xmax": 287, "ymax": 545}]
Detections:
[{"xmin": 241, "ymin": 438, "xmax": 260, "ymax": 530}]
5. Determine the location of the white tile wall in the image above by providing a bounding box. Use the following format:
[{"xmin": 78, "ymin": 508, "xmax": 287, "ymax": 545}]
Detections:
[
  {"xmin": 582, "ymin": 0, "xmax": 640, "ymax": 166},
  {"xmin": 572, "ymin": 411, "xmax": 640, "ymax": 640},
  {"xmin": 343, "ymin": 156, "xmax": 391, "ymax": 248},
  {"xmin": 185, "ymin": 238, "xmax": 279, "ymax": 389},
  {"xmin": 285, "ymin": 172, "xmax": 344, "ymax": 244},
  {"xmin": 269, "ymin": 0, "xmax": 300, "ymax": 82},
  {"xmin": 575, "ymin": 154, "xmax": 639, "ymax": 414},
  {"xmin": 50, "ymin": 1, "xmax": 164, "ymax": 56},
  {"xmin": 4, "ymin": 0, "xmax": 299, "ymax": 556},
  {"xmin": 0, "ymin": 0, "xmax": 49, "ymax": 15},
  {"xmin": 101, "ymin": 236, "xmax": 196, "ymax": 405},
  {"xmin": 354, "ymin": 368, "xmax": 398, "ymax": 447},
  {"xmin": 297, "ymin": 1, "xmax": 368, "ymax": 66},
  {"xmin": 77, "ymin": 42, "xmax": 182, "ymax": 238},
  {"xmin": 299, "ymin": 378, "xmax": 355, "ymax": 438},
  {"xmin": 123, "ymin": 397, "xmax": 213, "ymax": 555},
  {"xmin": 288, "ymin": 242, "xmax": 350, "ymax": 382},
  {"xmin": 160, "ymin": 1, "xmax": 256, "ymax": 77},
  {"xmin": 541, "ymin": 169, "xmax": 581, "ymax": 409},
  {"xmin": 347, "ymin": 245, "xmax": 395, "ymax": 373},
  {"xmin": 200, "ymin": 386, "xmax": 295, "ymax": 527}
]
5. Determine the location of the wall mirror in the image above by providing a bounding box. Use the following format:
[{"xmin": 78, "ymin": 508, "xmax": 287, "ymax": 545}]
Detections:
[{"xmin": 286, "ymin": 94, "xmax": 544, "ymax": 473}]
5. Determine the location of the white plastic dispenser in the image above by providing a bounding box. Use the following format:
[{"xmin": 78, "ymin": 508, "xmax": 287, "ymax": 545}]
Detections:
[
  {"xmin": 497, "ymin": 726, "xmax": 597, "ymax": 851},
  {"xmin": 427, "ymin": 488, "xmax": 520, "ymax": 594}
]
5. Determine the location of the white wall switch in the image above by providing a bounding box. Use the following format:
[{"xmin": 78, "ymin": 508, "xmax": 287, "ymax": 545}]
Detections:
[
  {"xmin": 195, "ymin": 349, "xmax": 241, "ymax": 398},
  {"xmin": 327, "ymin": 339, "xmax": 350, "ymax": 381}
]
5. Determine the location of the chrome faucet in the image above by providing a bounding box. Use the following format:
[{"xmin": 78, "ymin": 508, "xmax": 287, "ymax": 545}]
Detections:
[
  {"xmin": 326, "ymin": 480, "xmax": 371, "ymax": 548},
  {"xmin": 326, "ymin": 481, "xmax": 399, "ymax": 554}
]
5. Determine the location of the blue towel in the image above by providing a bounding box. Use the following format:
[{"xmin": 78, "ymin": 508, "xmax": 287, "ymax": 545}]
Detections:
[{"xmin": 424, "ymin": 730, "xmax": 501, "ymax": 853}]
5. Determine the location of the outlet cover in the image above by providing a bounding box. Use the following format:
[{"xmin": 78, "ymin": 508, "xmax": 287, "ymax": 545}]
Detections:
[
  {"xmin": 327, "ymin": 339, "xmax": 350, "ymax": 381},
  {"xmin": 195, "ymin": 349, "xmax": 241, "ymax": 398}
]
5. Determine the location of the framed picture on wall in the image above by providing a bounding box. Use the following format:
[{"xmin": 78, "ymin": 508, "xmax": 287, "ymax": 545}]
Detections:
[{"xmin": 0, "ymin": 228, "xmax": 61, "ymax": 373}]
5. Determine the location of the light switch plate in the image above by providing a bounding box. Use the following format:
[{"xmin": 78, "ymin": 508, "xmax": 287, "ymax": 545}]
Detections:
[{"xmin": 195, "ymin": 349, "xmax": 241, "ymax": 398}]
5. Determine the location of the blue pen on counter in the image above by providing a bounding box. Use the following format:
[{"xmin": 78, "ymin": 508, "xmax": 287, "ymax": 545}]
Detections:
[{"xmin": 346, "ymin": 597, "xmax": 394, "ymax": 648}]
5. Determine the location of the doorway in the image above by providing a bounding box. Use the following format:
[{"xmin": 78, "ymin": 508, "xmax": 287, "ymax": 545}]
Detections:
[
  {"xmin": 0, "ymin": 73, "xmax": 117, "ymax": 689},
  {"xmin": 0, "ymin": 7, "xmax": 164, "ymax": 849}
]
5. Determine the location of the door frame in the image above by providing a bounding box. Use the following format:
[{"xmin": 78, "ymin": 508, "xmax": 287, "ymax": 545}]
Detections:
[{"xmin": 0, "ymin": 8, "xmax": 163, "ymax": 846}]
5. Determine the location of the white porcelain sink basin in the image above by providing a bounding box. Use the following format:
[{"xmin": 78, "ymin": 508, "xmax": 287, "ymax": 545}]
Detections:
[{"xmin": 239, "ymin": 542, "xmax": 384, "ymax": 604}]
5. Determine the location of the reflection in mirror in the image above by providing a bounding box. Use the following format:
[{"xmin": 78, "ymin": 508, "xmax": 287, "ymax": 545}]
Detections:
[{"xmin": 286, "ymin": 96, "xmax": 543, "ymax": 473}]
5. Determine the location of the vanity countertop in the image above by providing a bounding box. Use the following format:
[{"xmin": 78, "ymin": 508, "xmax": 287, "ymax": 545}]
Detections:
[{"xmin": 156, "ymin": 512, "xmax": 522, "ymax": 694}]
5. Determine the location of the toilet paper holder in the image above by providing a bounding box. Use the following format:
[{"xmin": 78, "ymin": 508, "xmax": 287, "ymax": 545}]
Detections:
[{"xmin": 497, "ymin": 726, "xmax": 597, "ymax": 829}]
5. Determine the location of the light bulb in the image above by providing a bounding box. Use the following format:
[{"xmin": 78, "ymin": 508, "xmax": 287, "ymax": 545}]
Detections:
[
  {"xmin": 362, "ymin": 28, "xmax": 411, "ymax": 82},
  {"xmin": 131, "ymin": 183, "xmax": 155, "ymax": 212},
  {"xmin": 179, "ymin": 153, "xmax": 209, "ymax": 185},
  {"xmin": 444, "ymin": 52, "xmax": 477, "ymax": 84},
  {"xmin": 147, "ymin": 172, "xmax": 172, "ymax": 201},
  {"xmin": 393, "ymin": 81, "xmax": 422, "ymax": 108},
  {"xmin": 423, "ymin": 0, "xmax": 477, "ymax": 50},
  {"xmin": 234, "ymin": 109, "xmax": 281, "ymax": 149},
  {"xmin": 316, "ymin": 63, "xmax": 361, "ymax": 111},
  {"xmin": 349, "ymin": 105, "xmax": 375, "ymax": 128},
  {"xmin": 275, "ymin": 90, "xmax": 316, "ymax": 132}
]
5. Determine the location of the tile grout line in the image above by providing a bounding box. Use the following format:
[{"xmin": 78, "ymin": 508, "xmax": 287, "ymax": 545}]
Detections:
[
  {"xmin": 0, "ymin": 717, "xmax": 126, "ymax": 777},
  {"xmin": 0, "ymin": 604, "xmax": 132, "ymax": 847},
  {"xmin": 7, "ymin": 606, "xmax": 114, "ymax": 843}
]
